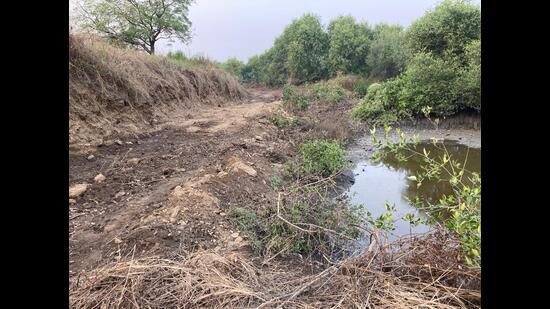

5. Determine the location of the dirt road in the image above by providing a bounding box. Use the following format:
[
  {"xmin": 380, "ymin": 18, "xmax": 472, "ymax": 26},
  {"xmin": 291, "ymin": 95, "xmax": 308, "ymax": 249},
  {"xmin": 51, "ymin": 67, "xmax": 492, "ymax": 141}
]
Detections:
[{"xmin": 69, "ymin": 88, "xmax": 287, "ymax": 274}]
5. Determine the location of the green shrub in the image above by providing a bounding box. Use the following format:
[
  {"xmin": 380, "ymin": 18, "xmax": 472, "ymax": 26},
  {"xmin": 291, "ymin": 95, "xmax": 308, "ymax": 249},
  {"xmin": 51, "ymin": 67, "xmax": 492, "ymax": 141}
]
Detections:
[
  {"xmin": 299, "ymin": 140, "xmax": 346, "ymax": 177},
  {"xmin": 312, "ymin": 82, "xmax": 346, "ymax": 103},
  {"xmin": 220, "ymin": 57, "xmax": 245, "ymax": 79},
  {"xmin": 283, "ymin": 84, "xmax": 310, "ymax": 111},
  {"xmin": 271, "ymin": 114, "xmax": 304, "ymax": 129},
  {"xmin": 271, "ymin": 116, "xmax": 291, "ymax": 128},
  {"xmin": 351, "ymin": 96, "xmax": 385, "ymax": 120},
  {"xmin": 398, "ymin": 52, "xmax": 463, "ymax": 116},
  {"xmin": 351, "ymin": 80, "xmax": 408, "ymax": 125},
  {"xmin": 352, "ymin": 79, "xmax": 370, "ymax": 98},
  {"xmin": 460, "ymin": 40, "xmax": 481, "ymax": 111}
]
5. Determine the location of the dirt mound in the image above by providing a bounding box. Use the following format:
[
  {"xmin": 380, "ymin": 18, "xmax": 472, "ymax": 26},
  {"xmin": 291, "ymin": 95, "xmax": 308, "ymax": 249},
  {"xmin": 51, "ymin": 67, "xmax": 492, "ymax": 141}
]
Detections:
[{"xmin": 69, "ymin": 34, "xmax": 247, "ymax": 146}]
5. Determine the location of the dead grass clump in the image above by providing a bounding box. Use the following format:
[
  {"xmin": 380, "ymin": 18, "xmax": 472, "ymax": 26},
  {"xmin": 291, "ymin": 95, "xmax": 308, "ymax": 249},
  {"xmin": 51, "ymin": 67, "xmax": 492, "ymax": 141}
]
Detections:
[
  {"xmin": 70, "ymin": 232, "xmax": 480, "ymax": 308},
  {"xmin": 69, "ymin": 33, "xmax": 247, "ymax": 145}
]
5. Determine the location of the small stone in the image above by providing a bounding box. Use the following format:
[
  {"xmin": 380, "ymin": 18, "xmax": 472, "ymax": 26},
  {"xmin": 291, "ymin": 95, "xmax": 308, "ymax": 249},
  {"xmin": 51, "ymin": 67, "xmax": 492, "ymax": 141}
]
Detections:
[
  {"xmin": 127, "ymin": 158, "xmax": 140, "ymax": 165},
  {"xmin": 114, "ymin": 191, "xmax": 126, "ymax": 199},
  {"xmin": 219, "ymin": 212, "xmax": 226, "ymax": 216},
  {"xmin": 69, "ymin": 184, "xmax": 88, "ymax": 198},
  {"xmin": 126, "ymin": 141, "xmax": 133, "ymax": 145},
  {"xmin": 231, "ymin": 232, "xmax": 239, "ymax": 238},
  {"xmin": 94, "ymin": 173, "xmax": 106, "ymax": 183},
  {"xmin": 115, "ymin": 140, "xmax": 123, "ymax": 145},
  {"xmin": 255, "ymin": 135, "xmax": 263, "ymax": 141},
  {"xmin": 87, "ymin": 155, "xmax": 95, "ymax": 160},
  {"xmin": 69, "ymin": 199, "xmax": 76, "ymax": 204}
]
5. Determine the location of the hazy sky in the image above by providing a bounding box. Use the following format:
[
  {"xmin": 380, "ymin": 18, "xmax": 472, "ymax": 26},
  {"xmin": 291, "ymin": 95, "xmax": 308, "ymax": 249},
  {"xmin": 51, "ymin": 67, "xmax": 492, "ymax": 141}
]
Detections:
[{"xmin": 70, "ymin": 0, "xmax": 481, "ymax": 62}]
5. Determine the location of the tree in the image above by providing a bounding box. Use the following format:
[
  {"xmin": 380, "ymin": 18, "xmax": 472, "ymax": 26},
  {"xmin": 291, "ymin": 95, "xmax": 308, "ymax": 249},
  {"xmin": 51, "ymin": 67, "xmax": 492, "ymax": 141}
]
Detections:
[
  {"xmin": 459, "ymin": 40, "xmax": 481, "ymax": 111},
  {"xmin": 77, "ymin": 0, "xmax": 193, "ymax": 54},
  {"xmin": 281, "ymin": 14, "xmax": 330, "ymax": 84},
  {"xmin": 326, "ymin": 16, "xmax": 371, "ymax": 77},
  {"xmin": 406, "ymin": 0, "xmax": 480, "ymax": 63},
  {"xmin": 221, "ymin": 58, "xmax": 245, "ymax": 79},
  {"xmin": 366, "ymin": 24, "xmax": 409, "ymax": 79}
]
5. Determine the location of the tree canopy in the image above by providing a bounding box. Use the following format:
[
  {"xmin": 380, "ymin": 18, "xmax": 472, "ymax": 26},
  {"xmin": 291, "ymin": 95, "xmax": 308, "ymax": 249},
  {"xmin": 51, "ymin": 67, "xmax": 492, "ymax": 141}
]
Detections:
[{"xmin": 77, "ymin": 0, "xmax": 193, "ymax": 54}]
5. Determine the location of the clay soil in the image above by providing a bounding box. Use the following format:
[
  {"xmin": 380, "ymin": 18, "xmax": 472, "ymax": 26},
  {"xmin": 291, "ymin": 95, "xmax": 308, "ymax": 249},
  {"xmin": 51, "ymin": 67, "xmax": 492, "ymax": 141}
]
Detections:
[{"xmin": 69, "ymin": 88, "xmax": 356, "ymax": 275}]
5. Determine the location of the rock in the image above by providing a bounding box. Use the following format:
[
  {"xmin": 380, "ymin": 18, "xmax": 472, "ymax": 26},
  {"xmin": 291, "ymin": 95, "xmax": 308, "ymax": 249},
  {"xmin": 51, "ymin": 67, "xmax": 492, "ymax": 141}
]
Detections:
[
  {"xmin": 126, "ymin": 141, "xmax": 133, "ymax": 145},
  {"xmin": 115, "ymin": 140, "xmax": 123, "ymax": 145},
  {"xmin": 127, "ymin": 158, "xmax": 140, "ymax": 165},
  {"xmin": 94, "ymin": 173, "xmax": 106, "ymax": 183},
  {"xmin": 231, "ymin": 232, "xmax": 239, "ymax": 238},
  {"xmin": 87, "ymin": 155, "xmax": 95, "ymax": 160},
  {"xmin": 229, "ymin": 159, "xmax": 257, "ymax": 177},
  {"xmin": 186, "ymin": 126, "xmax": 201, "ymax": 133},
  {"xmin": 255, "ymin": 135, "xmax": 263, "ymax": 141},
  {"xmin": 69, "ymin": 184, "xmax": 88, "ymax": 198},
  {"xmin": 217, "ymin": 171, "xmax": 228, "ymax": 178},
  {"xmin": 69, "ymin": 199, "xmax": 76, "ymax": 204},
  {"xmin": 114, "ymin": 191, "xmax": 126, "ymax": 199}
]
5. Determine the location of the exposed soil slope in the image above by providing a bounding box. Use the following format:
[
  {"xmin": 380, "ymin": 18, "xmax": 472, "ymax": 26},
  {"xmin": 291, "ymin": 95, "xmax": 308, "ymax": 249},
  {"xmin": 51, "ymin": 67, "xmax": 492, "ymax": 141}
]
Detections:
[{"xmin": 69, "ymin": 34, "xmax": 247, "ymax": 146}]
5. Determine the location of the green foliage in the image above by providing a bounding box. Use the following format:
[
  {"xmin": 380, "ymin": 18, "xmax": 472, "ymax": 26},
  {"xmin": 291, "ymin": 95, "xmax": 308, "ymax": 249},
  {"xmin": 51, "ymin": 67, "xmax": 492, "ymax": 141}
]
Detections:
[
  {"xmin": 312, "ymin": 82, "xmax": 346, "ymax": 103},
  {"xmin": 281, "ymin": 14, "xmax": 330, "ymax": 83},
  {"xmin": 371, "ymin": 126, "xmax": 481, "ymax": 267},
  {"xmin": 282, "ymin": 84, "xmax": 309, "ymax": 111},
  {"xmin": 367, "ymin": 203, "xmax": 397, "ymax": 231},
  {"xmin": 459, "ymin": 40, "xmax": 481, "ymax": 111},
  {"xmin": 270, "ymin": 114, "xmax": 303, "ymax": 129},
  {"xmin": 366, "ymin": 24, "xmax": 409, "ymax": 79},
  {"xmin": 397, "ymin": 52, "xmax": 464, "ymax": 116},
  {"xmin": 327, "ymin": 16, "xmax": 371, "ymax": 76},
  {"xmin": 269, "ymin": 174, "xmax": 283, "ymax": 190},
  {"xmin": 351, "ymin": 80, "xmax": 408, "ymax": 124},
  {"xmin": 406, "ymin": 0, "xmax": 481, "ymax": 62},
  {"xmin": 77, "ymin": 0, "xmax": 193, "ymax": 54},
  {"xmin": 352, "ymin": 79, "xmax": 371, "ymax": 98},
  {"xmin": 220, "ymin": 57, "xmax": 245, "ymax": 79},
  {"xmin": 299, "ymin": 140, "xmax": 346, "ymax": 177}
]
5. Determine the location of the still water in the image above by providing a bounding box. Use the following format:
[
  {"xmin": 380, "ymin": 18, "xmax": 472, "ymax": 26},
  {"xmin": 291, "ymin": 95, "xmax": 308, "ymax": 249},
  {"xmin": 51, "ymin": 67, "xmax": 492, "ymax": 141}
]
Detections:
[{"xmin": 344, "ymin": 140, "xmax": 481, "ymax": 238}]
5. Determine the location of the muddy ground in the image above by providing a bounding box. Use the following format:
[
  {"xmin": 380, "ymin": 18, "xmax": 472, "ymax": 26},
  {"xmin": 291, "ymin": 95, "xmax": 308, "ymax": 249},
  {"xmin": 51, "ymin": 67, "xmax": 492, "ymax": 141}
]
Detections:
[
  {"xmin": 69, "ymin": 88, "xmax": 358, "ymax": 274},
  {"xmin": 69, "ymin": 88, "xmax": 481, "ymax": 275}
]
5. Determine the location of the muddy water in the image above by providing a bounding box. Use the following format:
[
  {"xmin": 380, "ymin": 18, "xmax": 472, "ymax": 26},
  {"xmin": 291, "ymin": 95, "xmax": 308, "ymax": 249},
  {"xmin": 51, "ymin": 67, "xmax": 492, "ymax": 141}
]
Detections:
[{"xmin": 344, "ymin": 139, "xmax": 481, "ymax": 239}]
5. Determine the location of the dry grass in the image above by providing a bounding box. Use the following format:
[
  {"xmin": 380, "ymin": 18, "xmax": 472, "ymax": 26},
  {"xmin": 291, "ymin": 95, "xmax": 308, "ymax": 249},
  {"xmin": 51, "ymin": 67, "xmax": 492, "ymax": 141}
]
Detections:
[
  {"xmin": 70, "ymin": 231, "xmax": 480, "ymax": 309},
  {"xmin": 69, "ymin": 33, "xmax": 247, "ymax": 145}
]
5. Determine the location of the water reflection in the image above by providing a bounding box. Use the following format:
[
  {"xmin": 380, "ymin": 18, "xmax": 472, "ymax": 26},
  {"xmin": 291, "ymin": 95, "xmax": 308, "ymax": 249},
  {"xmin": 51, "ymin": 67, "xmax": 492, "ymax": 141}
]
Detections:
[
  {"xmin": 378, "ymin": 140, "xmax": 481, "ymax": 205},
  {"xmin": 345, "ymin": 140, "xmax": 480, "ymax": 239}
]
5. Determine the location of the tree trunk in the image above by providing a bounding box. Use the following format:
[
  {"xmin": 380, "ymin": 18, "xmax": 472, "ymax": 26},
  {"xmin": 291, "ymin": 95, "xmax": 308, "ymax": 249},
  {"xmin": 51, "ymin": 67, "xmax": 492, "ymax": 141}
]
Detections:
[{"xmin": 149, "ymin": 41, "xmax": 155, "ymax": 55}]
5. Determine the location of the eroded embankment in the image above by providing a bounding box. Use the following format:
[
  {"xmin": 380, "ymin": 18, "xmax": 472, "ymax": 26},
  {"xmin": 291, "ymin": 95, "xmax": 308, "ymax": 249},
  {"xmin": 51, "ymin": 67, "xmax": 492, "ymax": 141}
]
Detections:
[{"xmin": 69, "ymin": 34, "xmax": 247, "ymax": 146}]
